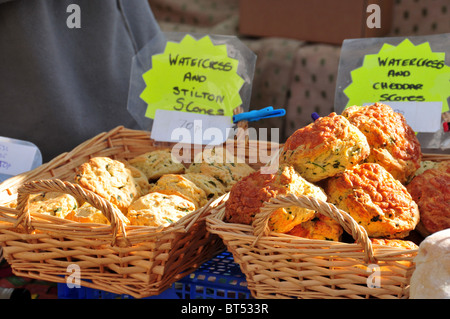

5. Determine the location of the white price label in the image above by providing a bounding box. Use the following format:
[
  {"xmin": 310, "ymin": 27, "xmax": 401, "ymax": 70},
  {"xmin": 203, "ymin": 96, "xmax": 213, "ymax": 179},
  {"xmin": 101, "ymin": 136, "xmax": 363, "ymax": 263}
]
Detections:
[
  {"xmin": 151, "ymin": 110, "xmax": 235, "ymax": 145},
  {"xmin": 364, "ymin": 101, "xmax": 443, "ymax": 133}
]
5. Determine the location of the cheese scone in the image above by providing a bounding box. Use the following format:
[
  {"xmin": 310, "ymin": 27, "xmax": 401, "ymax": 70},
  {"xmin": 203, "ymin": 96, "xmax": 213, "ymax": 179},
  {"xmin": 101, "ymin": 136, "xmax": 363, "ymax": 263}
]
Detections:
[
  {"xmin": 187, "ymin": 147, "xmax": 255, "ymax": 192},
  {"xmin": 74, "ymin": 157, "xmax": 141, "ymax": 213},
  {"xmin": 224, "ymin": 164, "xmax": 327, "ymax": 233},
  {"xmin": 407, "ymin": 160, "xmax": 450, "ymax": 237},
  {"xmin": 286, "ymin": 213, "xmax": 343, "ymax": 241},
  {"xmin": 326, "ymin": 163, "xmax": 420, "ymax": 238},
  {"xmin": 27, "ymin": 192, "xmax": 78, "ymax": 219},
  {"xmin": 150, "ymin": 174, "xmax": 208, "ymax": 209},
  {"xmin": 127, "ymin": 192, "xmax": 196, "ymax": 227},
  {"xmin": 281, "ymin": 112, "xmax": 370, "ymax": 182},
  {"xmin": 65, "ymin": 202, "xmax": 110, "ymax": 224},
  {"xmin": 342, "ymin": 103, "xmax": 422, "ymax": 184},
  {"xmin": 128, "ymin": 149, "xmax": 185, "ymax": 182},
  {"xmin": 183, "ymin": 172, "xmax": 226, "ymax": 201}
]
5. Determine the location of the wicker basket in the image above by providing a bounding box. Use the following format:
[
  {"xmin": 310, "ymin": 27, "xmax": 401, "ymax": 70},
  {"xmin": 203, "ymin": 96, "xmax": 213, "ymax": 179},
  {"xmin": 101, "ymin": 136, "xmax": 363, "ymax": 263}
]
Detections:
[
  {"xmin": 206, "ymin": 154, "xmax": 449, "ymax": 299},
  {"xmin": 0, "ymin": 124, "xmax": 278, "ymax": 299}
]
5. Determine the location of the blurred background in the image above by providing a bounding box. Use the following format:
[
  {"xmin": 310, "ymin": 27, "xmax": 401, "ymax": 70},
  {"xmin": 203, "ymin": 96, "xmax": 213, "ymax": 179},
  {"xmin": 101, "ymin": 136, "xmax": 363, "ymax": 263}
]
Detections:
[{"xmin": 147, "ymin": 0, "xmax": 450, "ymax": 142}]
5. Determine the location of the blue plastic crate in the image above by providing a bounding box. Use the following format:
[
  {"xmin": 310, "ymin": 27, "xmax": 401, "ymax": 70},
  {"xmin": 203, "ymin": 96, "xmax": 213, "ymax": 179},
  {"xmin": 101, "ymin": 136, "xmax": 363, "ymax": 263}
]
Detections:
[
  {"xmin": 58, "ymin": 251, "xmax": 251, "ymax": 299},
  {"xmin": 173, "ymin": 251, "xmax": 252, "ymax": 299},
  {"xmin": 57, "ymin": 283, "xmax": 180, "ymax": 299}
]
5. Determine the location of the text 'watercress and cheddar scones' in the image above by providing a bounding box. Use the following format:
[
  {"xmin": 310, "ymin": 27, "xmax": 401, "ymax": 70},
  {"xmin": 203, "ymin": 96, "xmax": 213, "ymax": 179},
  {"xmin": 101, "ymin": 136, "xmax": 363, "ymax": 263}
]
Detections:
[
  {"xmin": 224, "ymin": 164, "xmax": 328, "ymax": 234},
  {"xmin": 27, "ymin": 192, "xmax": 78, "ymax": 218},
  {"xmin": 150, "ymin": 173, "xmax": 208, "ymax": 209},
  {"xmin": 342, "ymin": 103, "xmax": 422, "ymax": 184},
  {"xmin": 325, "ymin": 163, "xmax": 420, "ymax": 238},
  {"xmin": 74, "ymin": 157, "xmax": 141, "ymax": 213},
  {"xmin": 127, "ymin": 192, "xmax": 196, "ymax": 227},
  {"xmin": 406, "ymin": 160, "xmax": 450, "ymax": 237},
  {"xmin": 286, "ymin": 213, "xmax": 343, "ymax": 241},
  {"xmin": 128, "ymin": 149, "xmax": 186, "ymax": 182},
  {"xmin": 280, "ymin": 112, "xmax": 370, "ymax": 182}
]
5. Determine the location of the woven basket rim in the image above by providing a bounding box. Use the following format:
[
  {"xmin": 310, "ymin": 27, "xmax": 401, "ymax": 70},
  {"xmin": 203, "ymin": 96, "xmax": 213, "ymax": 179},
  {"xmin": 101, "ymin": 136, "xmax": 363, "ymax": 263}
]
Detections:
[{"xmin": 206, "ymin": 191, "xmax": 425, "ymax": 264}]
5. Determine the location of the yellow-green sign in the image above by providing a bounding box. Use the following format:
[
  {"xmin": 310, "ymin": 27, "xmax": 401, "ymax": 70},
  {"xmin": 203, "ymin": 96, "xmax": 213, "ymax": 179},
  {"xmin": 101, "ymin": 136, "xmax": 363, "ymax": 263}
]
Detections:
[
  {"xmin": 140, "ymin": 35, "xmax": 245, "ymax": 119},
  {"xmin": 344, "ymin": 39, "xmax": 450, "ymax": 113}
]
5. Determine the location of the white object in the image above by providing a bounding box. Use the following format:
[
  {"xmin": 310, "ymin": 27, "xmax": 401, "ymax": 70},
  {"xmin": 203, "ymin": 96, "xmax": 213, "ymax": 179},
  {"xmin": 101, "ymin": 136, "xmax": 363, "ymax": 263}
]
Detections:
[
  {"xmin": 410, "ymin": 229, "xmax": 450, "ymax": 299},
  {"xmin": 151, "ymin": 109, "xmax": 234, "ymax": 145},
  {"xmin": 0, "ymin": 136, "xmax": 42, "ymax": 183},
  {"xmin": 364, "ymin": 102, "xmax": 442, "ymax": 133}
]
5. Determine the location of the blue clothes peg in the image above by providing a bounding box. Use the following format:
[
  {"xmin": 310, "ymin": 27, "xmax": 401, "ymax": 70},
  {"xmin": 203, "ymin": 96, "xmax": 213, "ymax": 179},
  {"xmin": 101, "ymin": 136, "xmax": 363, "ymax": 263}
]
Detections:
[
  {"xmin": 232, "ymin": 106, "xmax": 286, "ymax": 123},
  {"xmin": 311, "ymin": 112, "xmax": 320, "ymax": 121}
]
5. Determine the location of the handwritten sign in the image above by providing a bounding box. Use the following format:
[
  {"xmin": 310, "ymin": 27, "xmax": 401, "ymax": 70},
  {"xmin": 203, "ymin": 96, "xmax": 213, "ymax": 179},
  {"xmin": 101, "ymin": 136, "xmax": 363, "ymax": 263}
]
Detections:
[
  {"xmin": 0, "ymin": 139, "xmax": 38, "ymax": 176},
  {"xmin": 140, "ymin": 34, "xmax": 245, "ymax": 120},
  {"xmin": 344, "ymin": 39, "xmax": 450, "ymax": 120}
]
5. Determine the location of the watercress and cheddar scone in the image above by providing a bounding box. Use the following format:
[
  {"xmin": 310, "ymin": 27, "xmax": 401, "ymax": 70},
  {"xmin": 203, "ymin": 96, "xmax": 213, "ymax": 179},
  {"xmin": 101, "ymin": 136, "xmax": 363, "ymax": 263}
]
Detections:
[
  {"xmin": 342, "ymin": 103, "xmax": 422, "ymax": 184},
  {"xmin": 280, "ymin": 112, "xmax": 370, "ymax": 182}
]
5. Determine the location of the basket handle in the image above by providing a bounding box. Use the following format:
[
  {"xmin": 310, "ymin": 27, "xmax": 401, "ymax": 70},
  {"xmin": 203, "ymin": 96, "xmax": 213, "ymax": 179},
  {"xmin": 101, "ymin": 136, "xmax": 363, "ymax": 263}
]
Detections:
[
  {"xmin": 252, "ymin": 193, "xmax": 377, "ymax": 264},
  {"xmin": 15, "ymin": 179, "xmax": 130, "ymax": 246}
]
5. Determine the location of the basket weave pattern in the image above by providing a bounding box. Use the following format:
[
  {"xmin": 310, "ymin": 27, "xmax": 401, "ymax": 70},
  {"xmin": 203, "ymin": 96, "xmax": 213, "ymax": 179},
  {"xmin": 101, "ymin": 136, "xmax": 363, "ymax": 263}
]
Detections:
[
  {"xmin": 205, "ymin": 152, "xmax": 450, "ymax": 300},
  {"xmin": 0, "ymin": 126, "xmax": 230, "ymax": 298}
]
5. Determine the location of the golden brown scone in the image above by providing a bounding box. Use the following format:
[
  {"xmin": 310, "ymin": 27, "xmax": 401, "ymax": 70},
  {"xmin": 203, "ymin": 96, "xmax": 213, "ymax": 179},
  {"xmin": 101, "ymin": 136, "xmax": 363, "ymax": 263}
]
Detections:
[
  {"xmin": 370, "ymin": 238, "xmax": 419, "ymax": 250},
  {"xmin": 74, "ymin": 157, "xmax": 141, "ymax": 213},
  {"xmin": 128, "ymin": 149, "xmax": 186, "ymax": 182},
  {"xmin": 27, "ymin": 192, "xmax": 78, "ymax": 218},
  {"xmin": 224, "ymin": 164, "xmax": 327, "ymax": 233},
  {"xmin": 65, "ymin": 202, "xmax": 110, "ymax": 224},
  {"xmin": 342, "ymin": 103, "xmax": 422, "ymax": 184},
  {"xmin": 120, "ymin": 160, "xmax": 151, "ymax": 196},
  {"xmin": 367, "ymin": 238, "xmax": 418, "ymax": 270},
  {"xmin": 286, "ymin": 213, "xmax": 343, "ymax": 241},
  {"xmin": 280, "ymin": 112, "xmax": 370, "ymax": 182},
  {"xmin": 150, "ymin": 174, "xmax": 208, "ymax": 209},
  {"xmin": 183, "ymin": 172, "xmax": 226, "ymax": 201},
  {"xmin": 186, "ymin": 147, "xmax": 255, "ymax": 192},
  {"xmin": 326, "ymin": 163, "xmax": 420, "ymax": 238},
  {"xmin": 127, "ymin": 192, "xmax": 196, "ymax": 227},
  {"xmin": 406, "ymin": 160, "xmax": 450, "ymax": 237}
]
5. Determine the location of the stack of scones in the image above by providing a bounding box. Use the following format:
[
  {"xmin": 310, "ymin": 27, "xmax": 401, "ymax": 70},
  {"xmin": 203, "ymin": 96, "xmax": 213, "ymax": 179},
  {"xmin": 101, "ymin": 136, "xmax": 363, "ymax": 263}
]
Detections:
[{"xmin": 224, "ymin": 102, "xmax": 446, "ymax": 251}]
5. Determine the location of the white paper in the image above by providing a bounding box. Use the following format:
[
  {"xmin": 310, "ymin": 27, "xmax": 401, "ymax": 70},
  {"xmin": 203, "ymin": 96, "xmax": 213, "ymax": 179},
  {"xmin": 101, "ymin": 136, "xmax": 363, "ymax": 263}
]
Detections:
[
  {"xmin": 364, "ymin": 102, "xmax": 443, "ymax": 133},
  {"xmin": 0, "ymin": 139, "xmax": 38, "ymax": 176},
  {"xmin": 151, "ymin": 109, "xmax": 235, "ymax": 145}
]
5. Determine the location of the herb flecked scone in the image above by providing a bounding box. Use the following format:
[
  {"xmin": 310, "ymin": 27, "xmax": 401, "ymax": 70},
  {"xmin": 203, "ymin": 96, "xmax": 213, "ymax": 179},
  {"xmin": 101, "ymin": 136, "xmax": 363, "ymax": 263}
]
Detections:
[
  {"xmin": 280, "ymin": 112, "xmax": 370, "ymax": 182},
  {"xmin": 74, "ymin": 157, "xmax": 142, "ymax": 213},
  {"xmin": 224, "ymin": 164, "xmax": 328, "ymax": 234},
  {"xmin": 286, "ymin": 213, "xmax": 343, "ymax": 241},
  {"xmin": 27, "ymin": 192, "xmax": 79, "ymax": 219},
  {"xmin": 342, "ymin": 103, "xmax": 422, "ymax": 184},
  {"xmin": 186, "ymin": 147, "xmax": 255, "ymax": 192},
  {"xmin": 150, "ymin": 174, "xmax": 208, "ymax": 209},
  {"xmin": 65, "ymin": 202, "xmax": 110, "ymax": 225},
  {"xmin": 325, "ymin": 163, "xmax": 420, "ymax": 238},
  {"xmin": 127, "ymin": 192, "xmax": 196, "ymax": 227},
  {"xmin": 128, "ymin": 149, "xmax": 186, "ymax": 182},
  {"xmin": 183, "ymin": 172, "xmax": 226, "ymax": 201}
]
